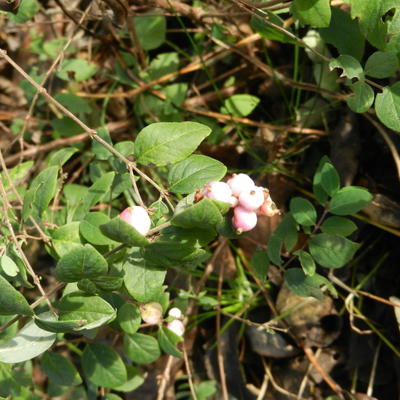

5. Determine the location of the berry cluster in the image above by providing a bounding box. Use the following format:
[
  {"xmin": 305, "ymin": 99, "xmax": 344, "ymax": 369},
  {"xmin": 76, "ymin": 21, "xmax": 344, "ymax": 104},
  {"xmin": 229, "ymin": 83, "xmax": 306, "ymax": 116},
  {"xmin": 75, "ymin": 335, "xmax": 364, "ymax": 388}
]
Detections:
[{"xmin": 202, "ymin": 173, "xmax": 279, "ymax": 233}]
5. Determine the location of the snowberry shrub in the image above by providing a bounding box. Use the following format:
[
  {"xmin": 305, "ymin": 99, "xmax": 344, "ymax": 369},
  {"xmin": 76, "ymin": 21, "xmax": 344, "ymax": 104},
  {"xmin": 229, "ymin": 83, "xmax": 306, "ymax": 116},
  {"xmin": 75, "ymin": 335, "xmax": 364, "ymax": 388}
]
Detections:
[{"xmin": 0, "ymin": 122, "xmax": 372, "ymax": 397}]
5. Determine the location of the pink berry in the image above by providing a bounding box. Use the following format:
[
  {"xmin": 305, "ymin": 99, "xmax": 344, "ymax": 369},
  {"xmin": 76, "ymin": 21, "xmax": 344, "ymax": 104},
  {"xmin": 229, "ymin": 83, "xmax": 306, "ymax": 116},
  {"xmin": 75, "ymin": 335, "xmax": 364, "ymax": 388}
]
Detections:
[
  {"xmin": 120, "ymin": 206, "xmax": 151, "ymax": 236},
  {"xmin": 227, "ymin": 173, "xmax": 255, "ymax": 196},
  {"xmin": 167, "ymin": 319, "xmax": 185, "ymax": 336},
  {"xmin": 232, "ymin": 206, "xmax": 258, "ymax": 233},
  {"xmin": 238, "ymin": 186, "xmax": 265, "ymax": 211},
  {"xmin": 140, "ymin": 302, "xmax": 163, "ymax": 325},
  {"xmin": 203, "ymin": 181, "xmax": 233, "ymax": 204}
]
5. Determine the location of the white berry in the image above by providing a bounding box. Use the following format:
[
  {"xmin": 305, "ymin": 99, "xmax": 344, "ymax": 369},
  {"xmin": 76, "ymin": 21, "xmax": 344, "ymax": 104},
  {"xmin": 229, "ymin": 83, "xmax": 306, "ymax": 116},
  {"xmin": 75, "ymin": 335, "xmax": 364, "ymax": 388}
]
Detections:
[
  {"xmin": 167, "ymin": 319, "xmax": 185, "ymax": 336},
  {"xmin": 168, "ymin": 307, "xmax": 182, "ymax": 319},
  {"xmin": 119, "ymin": 206, "xmax": 151, "ymax": 236},
  {"xmin": 203, "ymin": 181, "xmax": 233, "ymax": 204},
  {"xmin": 238, "ymin": 186, "xmax": 265, "ymax": 211},
  {"xmin": 140, "ymin": 302, "xmax": 163, "ymax": 325},
  {"xmin": 227, "ymin": 174, "xmax": 255, "ymax": 196}
]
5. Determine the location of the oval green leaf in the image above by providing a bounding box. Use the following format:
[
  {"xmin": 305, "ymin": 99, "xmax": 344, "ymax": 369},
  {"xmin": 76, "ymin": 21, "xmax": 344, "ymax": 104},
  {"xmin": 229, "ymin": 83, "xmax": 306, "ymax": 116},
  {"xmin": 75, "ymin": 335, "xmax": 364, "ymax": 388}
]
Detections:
[
  {"xmin": 296, "ymin": 250, "xmax": 316, "ymax": 276},
  {"xmin": 167, "ymin": 155, "xmax": 227, "ymax": 194},
  {"xmin": 320, "ymin": 216, "xmax": 357, "ymax": 236},
  {"xmin": 365, "ymin": 51, "xmax": 399, "ymax": 79},
  {"xmin": 347, "ymin": 80, "xmax": 374, "ymax": 113},
  {"xmin": 157, "ymin": 326, "xmax": 183, "ymax": 358},
  {"xmin": 55, "ymin": 244, "xmax": 108, "ymax": 283},
  {"xmin": 171, "ymin": 198, "xmax": 223, "ymax": 230},
  {"xmin": 375, "ymin": 82, "xmax": 400, "ymax": 132},
  {"xmin": 40, "ymin": 352, "xmax": 82, "ymax": 386},
  {"xmin": 123, "ymin": 333, "xmax": 161, "ymax": 364},
  {"xmin": 0, "ymin": 275, "xmax": 32, "ymax": 316},
  {"xmin": 82, "ymin": 343, "xmax": 127, "ymax": 388},
  {"xmin": 134, "ymin": 122, "xmax": 211, "ymax": 166},
  {"xmin": 0, "ymin": 312, "xmax": 56, "ymax": 363},
  {"xmin": 100, "ymin": 217, "xmax": 150, "ymax": 247},
  {"xmin": 289, "ymin": 197, "xmax": 317, "ymax": 226},
  {"xmin": 329, "ymin": 186, "xmax": 373, "ymax": 215},
  {"xmin": 117, "ymin": 303, "xmax": 141, "ymax": 334},
  {"xmin": 56, "ymin": 292, "xmax": 116, "ymax": 331},
  {"xmin": 309, "ymin": 233, "xmax": 359, "ymax": 268},
  {"xmin": 284, "ymin": 268, "xmax": 335, "ymax": 300}
]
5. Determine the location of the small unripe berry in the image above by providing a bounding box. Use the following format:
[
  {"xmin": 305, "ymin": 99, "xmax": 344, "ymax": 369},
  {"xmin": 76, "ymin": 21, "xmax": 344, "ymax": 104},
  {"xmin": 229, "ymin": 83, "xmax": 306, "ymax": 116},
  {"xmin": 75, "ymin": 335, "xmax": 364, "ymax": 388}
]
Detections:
[
  {"xmin": 227, "ymin": 173, "xmax": 255, "ymax": 196},
  {"xmin": 120, "ymin": 206, "xmax": 151, "ymax": 236},
  {"xmin": 167, "ymin": 319, "xmax": 185, "ymax": 336},
  {"xmin": 140, "ymin": 302, "xmax": 163, "ymax": 325},
  {"xmin": 238, "ymin": 186, "xmax": 265, "ymax": 211},
  {"xmin": 232, "ymin": 206, "xmax": 258, "ymax": 233},
  {"xmin": 203, "ymin": 181, "xmax": 233, "ymax": 204},
  {"xmin": 168, "ymin": 307, "xmax": 182, "ymax": 319},
  {"xmin": 258, "ymin": 197, "xmax": 280, "ymax": 217}
]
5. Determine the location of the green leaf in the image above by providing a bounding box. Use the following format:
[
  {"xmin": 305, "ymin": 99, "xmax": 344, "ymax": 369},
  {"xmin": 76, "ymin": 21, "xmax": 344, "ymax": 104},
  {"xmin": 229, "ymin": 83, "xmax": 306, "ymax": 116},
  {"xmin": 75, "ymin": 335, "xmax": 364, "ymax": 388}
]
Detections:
[
  {"xmin": 309, "ymin": 233, "xmax": 360, "ymax": 268},
  {"xmin": 319, "ymin": 7, "xmax": 365, "ymax": 61},
  {"xmin": 47, "ymin": 147, "xmax": 78, "ymax": 167},
  {"xmin": 54, "ymin": 93, "xmax": 91, "ymax": 118},
  {"xmin": 251, "ymin": 12, "xmax": 296, "ymax": 44},
  {"xmin": 81, "ymin": 172, "xmax": 115, "ymax": 213},
  {"xmin": 56, "ymin": 293, "xmax": 116, "ymax": 331},
  {"xmin": 347, "ymin": 0, "xmax": 394, "ymax": 49},
  {"xmin": 82, "ymin": 343, "xmax": 127, "ymax": 388},
  {"xmin": 375, "ymin": 82, "xmax": 400, "ymax": 132},
  {"xmin": 22, "ymin": 166, "xmax": 58, "ymax": 220},
  {"xmin": 267, "ymin": 233, "xmax": 283, "ymax": 266},
  {"xmin": 148, "ymin": 52, "xmax": 179, "ymax": 80},
  {"xmin": 113, "ymin": 365, "xmax": 144, "ymax": 392},
  {"xmin": 134, "ymin": 122, "xmax": 211, "ymax": 166},
  {"xmin": 313, "ymin": 156, "xmax": 338, "ymax": 203},
  {"xmin": 80, "ymin": 212, "xmax": 117, "ymax": 246},
  {"xmin": 123, "ymin": 253, "xmax": 166, "ymax": 302},
  {"xmin": 364, "ymin": 51, "xmax": 399, "ymax": 78},
  {"xmin": 61, "ymin": 59, "xmax": 97, "ymax": 82},
  {"xmin": 157, "ymin": 326, "xmax": 183, "ymax": 358},
  {"xmin": 92, "ymin": 127, "xmax": 113, "ymax": 160},
  {"xmin": 221, "ymin": 94, "xmax": 260, "ymax": 117},
  {"xmin": 0, "ymin": 255, "xmax": 19, "ymax": 277},
  {"xmin": 296, "ymin": 250, "xmax": 316, "ymax": 276},
  {"xmin": 40, "ymin": 352, "xmax": 82, "ymax": 386},
  {"xmin": 320, "ymin": 216, "xmax": 357, "ymax": 236},
  {"xmin": 100, "ymin": 217, "xmax": 150, "ymax": 247},
  {"xmin": 0, "ymin": 275, "xmax": 32, "ymax": 316},
  {"xmin": 133, "ymin": 14, "xmax": 166, "ymax": 50},
  {"xmin": 250, "ymin": 251, "xmax": 270, "ymax": 282},
  {"xmin": 274, "ymin": 214, "xmax": 298, "ymax": 252},
  {"xmin": 0, "ymin": 312, "xmax": 56, "ymax": 363},
  {"xmin": 55, "ymin": 244, "xmax": 108, "ymax": 283},
  {"xmin": 194, "ymin": 380, "xmax": 218, "ymax": 400},
  {"xmin": 329, "ymin": 54, "xmax": 364, "ymax": 80},
  {"xmin": 346, "ymin": 80, "xmax": 374, "ymax": 113},
  {"xmin": 51, "ymin": 222, "xmax": 82, "ymax": 258},
  {"xmin": 9, "ymin": 0, "xmax": 39, "ymax": 23},
  {"xmin": 171, "ymin": 198, "xmax": 223, "ymax": 230},
  {"xmin": 284, "ymin": 268, "xmax": 334, "ymax": 300},
  {"xmin": 167, "ymin": 155, "xmax": 227, "ymax": 194},
  {"xmin": 292, "ymin": 0, "xmax": 331, "ymax": 28},
  {"xmin": 329, "ymin": 186, "xmax": 373, "ymax": 215},
  {"xmin": 117, "ymin": 303, "xmax": 141, "ymax": 334},
  {"xmin": 289, "ymin": 197, "xmax": 317, "ymax": 226},
  {"xmin": 123, "ymin": 333, "xmax": 161, "ymax": 364},
  {"xmin": 34, "ymin": 318, "xmax": 84, "ymax": 333}
]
